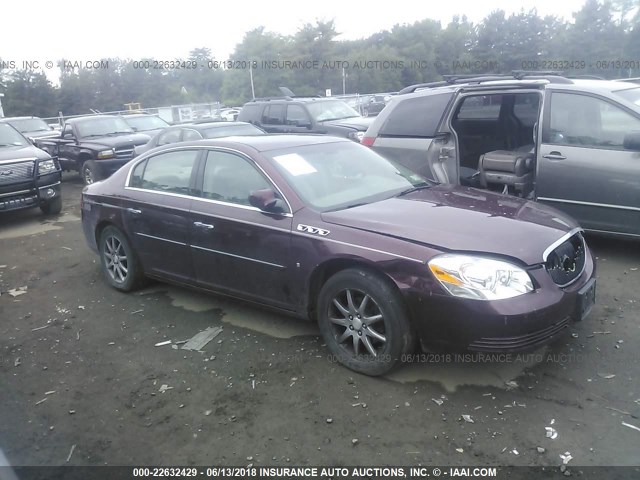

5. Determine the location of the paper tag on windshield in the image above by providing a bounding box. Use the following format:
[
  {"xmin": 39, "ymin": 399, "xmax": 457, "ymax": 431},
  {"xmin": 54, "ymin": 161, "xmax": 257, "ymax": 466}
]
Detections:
[{"xmin": 273, "ymin": 153, "xmax": 317, "ymax": 176}]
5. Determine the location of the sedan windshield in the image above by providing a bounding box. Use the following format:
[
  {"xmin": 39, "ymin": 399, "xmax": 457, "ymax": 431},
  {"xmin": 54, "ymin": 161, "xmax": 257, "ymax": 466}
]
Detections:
[
  {"xmin": 0, "ymin": 123, "xmax": 30, "ymax": 147},
  {"xmin": 266, "ymin": 141, "xmax": 428, "ymax": 211},
  {"xmin": 306, "ymin": 100, "xmax": 362, "ymax": 122},
  {"xmin": 8, "ymin": 118, "xmax": 52, "ymax": 133},
  {"xmin": 75, "ymin": 117, "xmax": 134, "ymax": 138},
  {"xmin": 123, "ymin": 115, "xmax": 170, "ymax": 131}
]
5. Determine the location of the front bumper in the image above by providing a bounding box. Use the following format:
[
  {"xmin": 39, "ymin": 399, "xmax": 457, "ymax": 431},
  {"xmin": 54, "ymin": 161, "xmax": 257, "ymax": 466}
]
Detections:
[
  {"xmin": 405, "ymin": 250, "xmax": 596, "ymax": 352},
  {"xmin": 0, "ymin": 173, "xmax": 61, "ymax": 212}
]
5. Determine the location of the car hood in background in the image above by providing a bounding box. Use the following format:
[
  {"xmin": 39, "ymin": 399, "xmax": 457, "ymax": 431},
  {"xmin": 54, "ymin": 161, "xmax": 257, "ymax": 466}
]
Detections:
[
  {"xmin": 319, "ymin": 116, "xmax": 374, "ymax": 130},
  {"xmin": 0, "ymin": 144, "xmax": 51, "ymax": 161},
  {"xmin": 80, "ymin": 133, "xmax": 151, "ymax": 149},
  {"xmin": 321, "ymin": 185, "xmax": 578, "ymax": 266}
]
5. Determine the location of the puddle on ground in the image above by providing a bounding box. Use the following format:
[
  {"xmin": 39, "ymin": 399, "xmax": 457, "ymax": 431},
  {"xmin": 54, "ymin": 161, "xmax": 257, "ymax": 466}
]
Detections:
[
  {"xmin": 0, "ymin": 214, "xmax": 80, "ymax": 240},
  {"xmin": 151, "ymin": 285, "xmax": 543, "ymax": 392},
  {"xmin": 385, "ymin": 347, "xmax": 547, "ymax": 393},
  {"xmin": 161, "ymin": 286, "xmax": 319, "ymax": 338}
]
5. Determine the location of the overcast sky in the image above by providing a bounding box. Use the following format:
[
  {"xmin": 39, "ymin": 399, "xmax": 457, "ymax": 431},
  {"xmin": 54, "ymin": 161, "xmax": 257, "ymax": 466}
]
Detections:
[{"xmin": 2, "ymin": 0, "xmax": 590, "ymax": 65}]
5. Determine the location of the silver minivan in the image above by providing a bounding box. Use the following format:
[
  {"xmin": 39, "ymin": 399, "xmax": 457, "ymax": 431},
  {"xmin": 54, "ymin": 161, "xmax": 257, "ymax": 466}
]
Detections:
[{"xmin": 362, "ymin": 74, "xmax": 640, "ymax": 238}]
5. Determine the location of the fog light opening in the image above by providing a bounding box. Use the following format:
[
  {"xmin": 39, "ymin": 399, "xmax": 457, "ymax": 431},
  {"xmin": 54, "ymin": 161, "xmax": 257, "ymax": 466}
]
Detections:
[{"xmin": 45, "ymin": 188, "xmax": 55, "ymax": 198}]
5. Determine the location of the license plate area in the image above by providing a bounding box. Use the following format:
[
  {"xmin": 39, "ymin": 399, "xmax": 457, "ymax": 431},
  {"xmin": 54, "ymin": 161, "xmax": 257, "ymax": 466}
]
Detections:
[{"xmin": 577, "ymin": 278, "xmax": 596, "ymax": 321}]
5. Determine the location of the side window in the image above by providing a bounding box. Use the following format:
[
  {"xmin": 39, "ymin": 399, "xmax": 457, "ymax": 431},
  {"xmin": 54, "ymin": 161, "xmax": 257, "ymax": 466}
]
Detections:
[
  {"xmin": 138, "ymin": 150, "xmax": 198, "ymax": 194},
  {"xmin": 130, "ymin": 159, "xmax": 147, "ymax": 188},
  {"xmin": 513, "ymin": 93, "xmax": 541, "ymax": 127},
  {"xmin": 379, "ymin": 92, "xmax": 453, "ymax": 137},
  {"xmin": 546, "ymin": 92, "xmax": 640, "ymax": 149},
  {"xmin": 201, "ymin": 150, "xmax": 271, "ymax": 206},
  {"xmin": 286, "ymin": 105, "xmax": 310, "ymax": 126},
  {"xmin": 457, "ymin": 95, "xmax": 503, "ymax": 120},
  {"xmin": 260, "ymin": 105, "xmax": 285, "ymax": 125},
  {"xmin": 182, "ymin": 129, "xmax": 203, "ymax": 141},
  {"xmin": 158, "ymin": 129, "xmax": 181, "ymax": 146}
]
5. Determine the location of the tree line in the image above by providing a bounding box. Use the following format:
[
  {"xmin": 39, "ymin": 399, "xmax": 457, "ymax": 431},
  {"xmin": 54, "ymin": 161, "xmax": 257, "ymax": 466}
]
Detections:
[{"xmin": 1, "ymin": 0, "xmax": 638, "ymax": 117}]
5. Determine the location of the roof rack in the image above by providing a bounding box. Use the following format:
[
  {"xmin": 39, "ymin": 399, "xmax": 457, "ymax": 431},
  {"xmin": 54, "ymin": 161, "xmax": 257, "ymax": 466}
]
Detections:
[{"xmin": 399, "ymin": 71, "xmax": 573, "ymax": 94}]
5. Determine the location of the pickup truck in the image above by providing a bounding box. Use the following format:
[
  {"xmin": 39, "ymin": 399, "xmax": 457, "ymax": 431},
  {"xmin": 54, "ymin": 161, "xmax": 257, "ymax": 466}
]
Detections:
[
  {"xmin": 36, "ymin": 115, "xmax": 150, "ymax": 185},
  {"xmin": 0, "ymin": 122, "xmax": 62, "ymax": 215}
]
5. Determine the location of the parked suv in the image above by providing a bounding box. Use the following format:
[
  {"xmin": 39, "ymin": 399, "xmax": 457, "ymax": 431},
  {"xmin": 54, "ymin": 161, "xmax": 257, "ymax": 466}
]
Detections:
[
  {"xmin": 0, "ymin": 122, "xmax": 62, "ymax": 215},
  {"xmin": 363, "ymin": 73, "xmax": 640, "ymax": 237},
  {"xmin": 237, "ymin": 96, "xmax": 372, "ymax": 141},
  {"xmin": 0, "ymin": 116, "xmax": 58, "ymax": 141}
]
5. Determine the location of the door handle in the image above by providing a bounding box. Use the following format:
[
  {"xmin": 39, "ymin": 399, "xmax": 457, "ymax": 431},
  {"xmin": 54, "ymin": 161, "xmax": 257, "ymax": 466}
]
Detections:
[
  {"xmin": 127, "ymin": 208, "xmax": 142, "ymax": 214},
  {"xmin": 542, "ymin": 151, "xmax": 566, "ymax": 160},
  {"xmin": 193, "ymin": 221, "xmax": 214, "ymax": 230}
]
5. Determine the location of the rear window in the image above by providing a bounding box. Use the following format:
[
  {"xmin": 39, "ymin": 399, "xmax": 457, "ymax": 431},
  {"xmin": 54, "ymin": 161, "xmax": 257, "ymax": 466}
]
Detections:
[
  {"xmin": 379, "ymin": 92, "xmax": 453, "ymax": 138},
  {"xmin": 236, "ymin": 104, "xmax": 263, "ymax": 122}
]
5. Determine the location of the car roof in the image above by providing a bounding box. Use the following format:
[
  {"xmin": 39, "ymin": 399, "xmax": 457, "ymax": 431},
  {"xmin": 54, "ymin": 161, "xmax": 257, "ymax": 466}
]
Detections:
[
  {"xmin": 0, "ymin": 116, "xmax": 40, "ymax": 122},
  {"xmin": 245, "ymin": 96, "xmax": 341, "ymax": 104}
]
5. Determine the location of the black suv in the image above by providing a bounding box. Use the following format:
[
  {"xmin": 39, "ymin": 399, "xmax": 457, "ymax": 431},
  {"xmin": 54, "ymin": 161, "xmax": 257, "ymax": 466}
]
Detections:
[
  {"xmin": 237, "ymin": 96, "xmax": 373, "ymax": 141},
  {"xmin": 0, "ymin": 122, "xmax": 62, "ymax": 215},
  {"xmin": 362, "ymin": 72, "xmax": 640, "ymax": 238}
]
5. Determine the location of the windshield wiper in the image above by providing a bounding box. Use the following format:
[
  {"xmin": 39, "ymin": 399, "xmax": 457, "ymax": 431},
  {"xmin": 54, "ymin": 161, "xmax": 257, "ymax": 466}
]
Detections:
[
  {"xmin": 105, "ymin": 131, "xmax": 134, "ymax": 136},
  {"xmin": 396, "ymin": 183, "xmax": 432, "ymax": 197}
]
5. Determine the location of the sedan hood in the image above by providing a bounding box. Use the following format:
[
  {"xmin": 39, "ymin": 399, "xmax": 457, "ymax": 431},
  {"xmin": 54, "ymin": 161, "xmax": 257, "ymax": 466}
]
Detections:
[
  {"xmin": 321, "ymin": 185, "xmax": 579, "ymax": 266},
  {"xmin": 319, "ymin": 116, "xmax": 373, "ymax": 131}
]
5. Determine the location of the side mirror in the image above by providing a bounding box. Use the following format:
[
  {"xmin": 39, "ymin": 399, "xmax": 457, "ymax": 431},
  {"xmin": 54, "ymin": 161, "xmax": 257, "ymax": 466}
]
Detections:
[
  {"xmin": 623, "ymin": 132, "xmax": 640, "ymax": 151},
  {"xmin": 249, "ymin": 189, "xmax": 287, "ymax": 214}
]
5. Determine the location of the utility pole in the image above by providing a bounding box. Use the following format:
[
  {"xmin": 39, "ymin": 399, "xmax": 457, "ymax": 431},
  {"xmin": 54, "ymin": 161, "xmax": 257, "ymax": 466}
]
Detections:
[{"xmin": 249, "ymin": 64, "xmax": 256, "ymax": 100}]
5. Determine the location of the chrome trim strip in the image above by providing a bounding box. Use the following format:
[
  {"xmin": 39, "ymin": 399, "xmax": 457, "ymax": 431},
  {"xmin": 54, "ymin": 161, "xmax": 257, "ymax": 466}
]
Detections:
[
  {"xmin": 542, "ymin": 227, "xmax": 583, "ymax": 262},
  {"xmin": 124, "ymin": 144, "xmax": 293, "ymax": 215},
  {"xmin": 584, "ymin": 228, "xmax": 640, "ymax": 239},
  {"xmin": 190, "ymin": 244, "xmax": 286, "ymax": 269},
  {"xmin": 124, "ymin": 187, "xmax": 193, "ymax": 201},
  {"xmin": 190, "ymin": 197, "xmax": 293, "ymax": 217},
  {"xmin": 38, "ymin": 181, "xmax": 61, "ymax": 189},
  {"xmin": 292, "ymin": 232, "xmax": 425, "ymax": 264},
  {"xmin": 190, "ymin": 210, "xmax": 291, "ymax": 233},
  {"xmin": 0, "ymin": 157, "xmax": 37, "ymax": 165},
  {"xmin": 135, "ymin": 232, "xmax": 187, "ymax": 246},
  {"xmin": 537, "ymin": 197, "xmax": 640, "ymax": 213},
  {"xmin": 0, "ymin": 189, "xmax": 31, "ymax": 198}
]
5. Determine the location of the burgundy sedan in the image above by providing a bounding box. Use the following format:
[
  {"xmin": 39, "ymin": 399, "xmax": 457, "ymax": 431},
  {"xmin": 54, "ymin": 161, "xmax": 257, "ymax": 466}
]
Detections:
[{"xmin": 81, "ymin": 135, "xmax": 596, "ymax": 375}]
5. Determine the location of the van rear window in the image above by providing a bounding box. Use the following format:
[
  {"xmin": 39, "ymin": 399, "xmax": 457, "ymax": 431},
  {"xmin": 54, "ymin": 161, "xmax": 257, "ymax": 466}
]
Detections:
[{"xmin": 379, "ymin": 92, "xmax": 453, "ymax": 138}]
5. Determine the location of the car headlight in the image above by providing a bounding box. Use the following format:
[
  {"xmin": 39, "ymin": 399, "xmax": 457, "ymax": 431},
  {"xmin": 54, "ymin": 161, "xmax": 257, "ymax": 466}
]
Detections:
[
  {"xmin": 428, "ymin": 254, "xmax": 533, "ymax": 300},
  {"xmin": 349, "ymin": 131, "xmax": 365, "ymax": 142},
  {"xmin": 97, "ymin": 149, "xmax": 115, "ymax": 159},
  {"xmin": 38, "ymin": 159, "xmax": 57, "ymax": 175}
]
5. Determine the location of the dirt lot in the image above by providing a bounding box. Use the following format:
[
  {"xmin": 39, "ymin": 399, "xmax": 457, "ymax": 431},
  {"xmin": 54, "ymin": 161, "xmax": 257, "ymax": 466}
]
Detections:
[{"xmin": 1, "ymin": 174, "xmax": 639, "ymax": 471}]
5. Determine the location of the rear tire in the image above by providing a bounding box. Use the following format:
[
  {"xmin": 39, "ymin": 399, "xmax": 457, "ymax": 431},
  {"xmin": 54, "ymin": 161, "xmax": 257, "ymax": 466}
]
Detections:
[
  {"xmin": 98, "ymin": 226, "xmax": 145, "ymax": 292},
  {"xmin": 40, "ymin": 196, "xmax": 62, "ymax": 215},
  {"xmin": 317, "ymin": 268, "xmax": 415, "ymax": 376}
]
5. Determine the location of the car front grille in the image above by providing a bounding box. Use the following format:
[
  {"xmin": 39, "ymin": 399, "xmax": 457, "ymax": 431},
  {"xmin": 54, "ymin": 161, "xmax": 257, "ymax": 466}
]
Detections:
[
  {"xmin": 0, "ymin": 160, "xmax": 35, "ymax": 186},
  {"xmin": 114, "ymin": 146, "xmax": 135, "ymax": 160},
  {"xmin": 469, "ymin": 316, "xmax": 570, "ymax": 351},
  {"xmin": 545, "ymin": 233, "xmax": 586, "ymax": 287}
]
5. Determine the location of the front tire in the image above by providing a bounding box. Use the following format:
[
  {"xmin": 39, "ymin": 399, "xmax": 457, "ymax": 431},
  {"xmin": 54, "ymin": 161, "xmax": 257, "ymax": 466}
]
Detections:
[
  {"xmin": 81, "ymin": 160, "xmax": 101, "ymax": 185},
  {"xmin": 98, "ymin": 226, "xmax": 145, "ymax": 292},
  {"xmin": 317, "ymin": 268, "xmax": 415, "ymax": 376},
  {"xmin": 40, "ymin": 196, "xmax": 62, "ymax": 215}
]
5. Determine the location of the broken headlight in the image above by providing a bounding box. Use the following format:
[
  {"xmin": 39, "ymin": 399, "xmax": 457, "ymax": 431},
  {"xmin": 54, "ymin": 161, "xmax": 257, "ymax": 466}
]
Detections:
[{"xmin": 428, "ymin": 254, "xmax": 533, "ymax": 300}]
